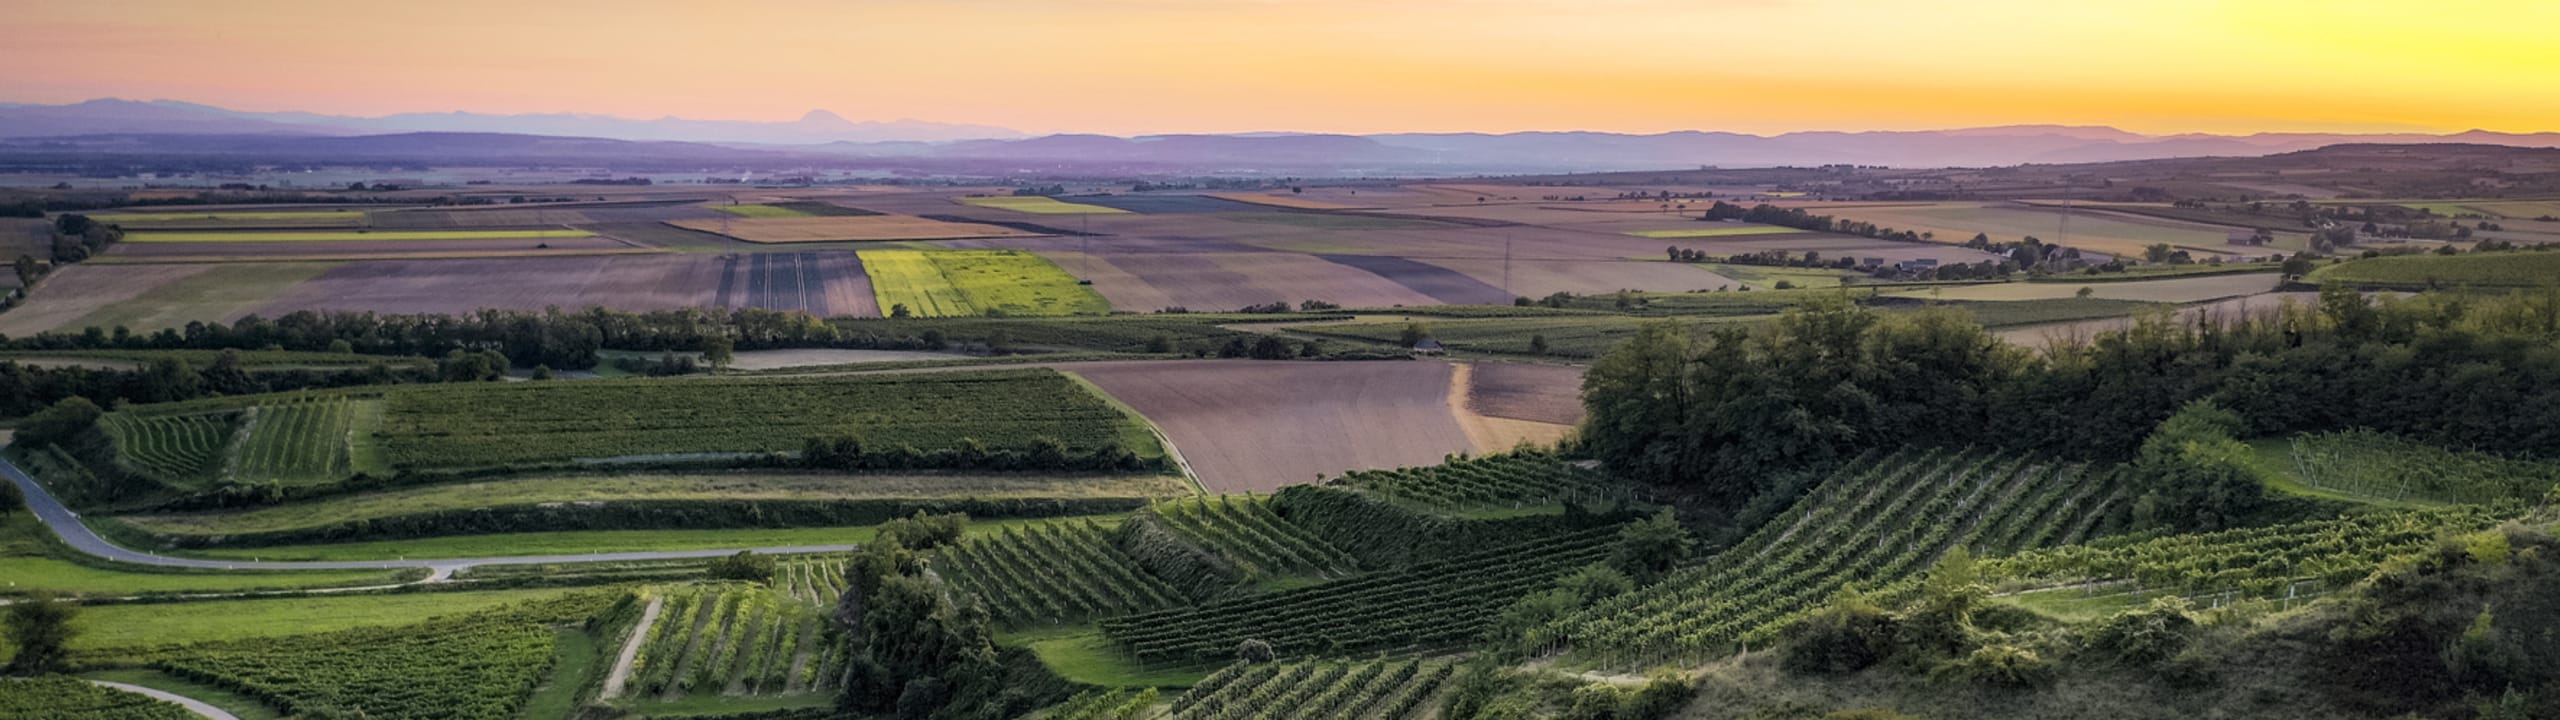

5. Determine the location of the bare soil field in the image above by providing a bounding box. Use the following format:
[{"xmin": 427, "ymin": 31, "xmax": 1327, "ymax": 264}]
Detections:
[
  {"xmin": 1317, "ymin": 255, "xmax": 1513, "ymax": 305},
  {"xmin": 252, "ymin": 255, "xmax": 730, "ymax": 316},
  {"xmin": 1462, "ymin": 362, "xmax": 1587, "ymax": 426},
  {"xmin": 1207, "ymin": 192, "xmax": 1382, "ymax": 210},
  {"xmin": 670, "ymin": 215, "xmax": 1038, "ymax": 243},
  {"xmin": 369, "ymin": 207, "xmax": 596, "ymax": 228},
  {"xmin": 104, "ymin": 235, "xmax": 641, "ymax": 260},
  {"xmin": 0, "ymin": 264, "xmax": 217, "ymax": 336},
  {"xmin": 1420, "ymin": 258, "xmax": 1741, "ymax": 298},
  {"xmin": 1072, "ymin": 360, "xmax": 1475, "ymax": 493},
  {"xmin": 713, "ymin": 251, "xmax": 877, "ymax": 316},
  {"xmin": 1060, "ymin": 251, "xmax": 1440, "ymax": 312}
]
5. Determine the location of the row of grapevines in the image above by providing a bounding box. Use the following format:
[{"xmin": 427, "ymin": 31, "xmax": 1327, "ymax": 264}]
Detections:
[
  {"xmin": 1541, "ymin": 448, "xmax": 2121, "ymax": 664},
  {"xmin": 1983, "ymin": 505, "xmax": 2510, "ymax": 597},
  {"xmin": 100, "ymin": 410, "xmax": 234, "ymax": 485},
  {"xmin": 2289, "ymin": 429, "xmax": 2560, "ymax": 504},
  {"xmin": 1328, "ymin": 451, "xmax": 1624, "ymax": 509},
  {"xmin": 938, "ymin": 520, "xmax": 1183, "ymax": 627},
  {"xmin": 1100, "ymin": 527, "xmax": 1619, "ymax": 664},
  {"xmin": 232, "ymin": 395, "xmax": 362, "ymax": 485},
  {"xmin": 1040, "ymin": 687, "xmax": 1160, "ymax": 719},
  {"xmin": 0, "ymin": 676, "xmax": 199, "ymax": 720},
  {"xmin": 1168, "ymin": 658, "xmax": 1450, "ymax": 720},
  {"xmin": 624, "ymin": 585, "xmax": 836, "ymax": 701},
  {"xmin": 1148, "ymin": 495, "xmax": 1358, "ymax": 579},
  {"xmin": 377, "ymin": 370, "xmax": 1145, "ymax": 469},
  {"xmin": 151, "ymin": 592, "xmax": 617, "ymax": 720}
]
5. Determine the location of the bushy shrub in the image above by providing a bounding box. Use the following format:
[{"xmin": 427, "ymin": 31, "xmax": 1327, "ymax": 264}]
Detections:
[
  {"xmin": 2085, "ymin": 596, "xmax": 2199, "ymax": 666},
  {"xmin": 1783, "ymin": 594, "xmax": 1902, "ymax": 675},
  {"xmin": 1941, "ymin": 643, "xmax": 2057, "ymax": 689}
]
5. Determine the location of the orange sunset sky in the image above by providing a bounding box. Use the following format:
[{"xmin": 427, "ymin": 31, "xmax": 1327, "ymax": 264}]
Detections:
[{"xmin": 8, "ymin": 0, "xmax": 2556, "ymax": 136}]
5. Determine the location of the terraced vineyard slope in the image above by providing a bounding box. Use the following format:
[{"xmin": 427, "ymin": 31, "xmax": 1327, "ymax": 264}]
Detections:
[
  {"xmin": 1986, "ymin": 505, "xmax": 2512, "ymax": 600},
  {"xmin": 1537, "ymin": 447, "xmax": 2129, "ymax": 664},
  {"xmin": 617, "ymin": 585, "xmax": 838, "ymax": 702},
  {"xmin": 1165, "ymin": 658, "xmax": 1453, "ymax": 720},
  {"xmin": 938, "ymin": 519, "xmax": 1185, "ymax": 627},
  {"xmin": 1146, "ymin": 496, "xmax": 1359, "ymax": 580},
  {"xmin": 99, "ymin": 411, "xmax": 236, "ymax": 487},
  {"xmin": 1327, "ymin": 452, "xmax": 1625, "ymax": 509},
  {"xmin": 1100, "ymin": 526, "xmax": 1619, "ymax": 664}
]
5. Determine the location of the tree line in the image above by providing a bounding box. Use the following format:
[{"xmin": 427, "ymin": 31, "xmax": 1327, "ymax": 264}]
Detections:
[{"xmin": 1581, "ymin": 287, "xmax": 2560, "ymax": 530}]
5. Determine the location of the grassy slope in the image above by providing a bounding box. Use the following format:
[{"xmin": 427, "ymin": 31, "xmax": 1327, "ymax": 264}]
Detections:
[
  {"xmin": 80, "ymin": 669, "xmax": 288, "ymax": 720},
  {"xmin": 1005, "ymin": 627, "xmax": 1211, "ymax": 688},
  {"xmin": 17, "ymin": 589, "xmax": 579, "ymax": 655},
  {"xmin": 60, "ymin": 262, "xmax": 337, "ymax": 332},
  {"xmin": 118, "ymin": 472, "xmax": 1191, "ymax": 536},
  {"xmin": 0, "ymin": 515, "xmax": 411, "ymax": 598},
  {"xmin": 167, "ymin": 516, "xmax": 1110, "ymax": 562},
  {"xmin": 2310, "ymin": 251, "xmax": 2560, "ymax": 288}
]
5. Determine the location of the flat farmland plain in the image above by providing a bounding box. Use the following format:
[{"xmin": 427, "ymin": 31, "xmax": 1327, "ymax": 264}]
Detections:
[
  {"xmin": 860, "ymin": 250, "xmax": 1106, "ymax": 317},
  {"xmin": 670, "ymin": 216, "xmax": 1038, "ymax": 243},
  {"xmin": 102, "ymin": 235, "xmax": 644, "ymax": 262},
  {"xmin": 251, "ymin": 255, "xmax": 732, "ymax": 316},
  {"xmin": 1057, "ymin": 251, "xmax": 1439, "ymax": 312},
  {"xmin": 955, "ymin": 196, "xmax": 1130, "ymax": 215},
  {"xmin": 123, "ymin": 229, "xmax": 597, "ymax": 243},
  {"xmin": 1792, "ymin": 201, "xmax": 2255, "ymax": 259},
  {"xmin": 1894, "ymin": 272, "xmax": 2281, "ymax": 303},
  {"xmin": 714, "ymin": 251, "xmax": 876, "ymax": 316},
  {"xmin": 1071, "ymin": 360, "xmax": 1475, "ymax": 493}
]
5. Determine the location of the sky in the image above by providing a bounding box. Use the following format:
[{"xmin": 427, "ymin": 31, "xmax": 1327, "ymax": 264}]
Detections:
[{"xmin": 7, "ymin": 0, "xmax": 2557, "ymax": 136}]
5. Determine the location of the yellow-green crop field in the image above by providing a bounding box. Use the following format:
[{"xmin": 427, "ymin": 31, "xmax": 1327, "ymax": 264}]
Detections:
[
  {"xmin": 124, "ymin": 229, "xmax": 597, "ymax": 243},
  {"xmin": 1625, "ymin": 225, "xmax": 1801, "ymax": 239},
  {"xmin": 859, "ymin": 249, "xmax": 1109, "ymax": 317},
  {"xmin": 710, "ymin": 204, "xmax": 813, "ymax": 218},
  {"xmin": 956, "ymin": 196, "xmax": 1130, "ymax": 215},
  {"xmin": 86, "ymin": 210, "xmax": 370, "ymax": 223}
]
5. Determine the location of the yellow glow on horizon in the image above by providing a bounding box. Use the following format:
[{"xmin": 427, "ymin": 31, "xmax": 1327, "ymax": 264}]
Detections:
[{"xmin": 6, "ymin": 0, "xmax": 2554, "ymax": 136}]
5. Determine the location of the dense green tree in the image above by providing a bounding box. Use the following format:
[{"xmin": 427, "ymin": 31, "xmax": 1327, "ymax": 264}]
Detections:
[
  {"xmin": 705, "ymin": 550, "xmax": 776, "ymax": 582},
  {"xmin": 15, "ymin": 396, "xmax": 101, "ymax": 448},
  {"xmin": 3, "ymin": 594, "xmax": 77, "ymax": 675}
]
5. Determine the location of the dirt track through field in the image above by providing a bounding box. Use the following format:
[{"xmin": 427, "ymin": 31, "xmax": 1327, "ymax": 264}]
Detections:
[{"xmin": 1072, "ymin": 360, "xmax": 1475, "ymax": 493}]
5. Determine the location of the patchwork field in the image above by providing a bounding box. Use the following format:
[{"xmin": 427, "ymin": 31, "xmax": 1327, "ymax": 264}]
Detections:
[
  {"xmin": 103, "ymin": 235, "xmax": 644, "ymax": 262},
  {"xmin": 1061, "ymin": 251, "xmax": 1441, "ymax": 312},
  {"xmin": 1071, "ymin": 360, "xmax": 1475, "ymax": 492},
  {"xmin": 713, "ymin": 252, "xmax": 875, "ymax": 316},
  {"xmin": 1892, "ymin": 272, "xmax": 2282, "ymax": 303},
  {"xmin": 955, "ymin": 196, "xmax": 1130, "ymax": 214},
  {"xmin": 2309, "ymin": 251, "xmax": 2560, "ymax": 288},
  {"xmin": 860, "ymin": 249, "xmax": 1108, "ymax": 317},
  {"xmin": 84, "ymin": 209, "xmax": 371, "ymax": 229},
  {"xmin": 1797, "ymin": 201, "xmax": 2260, "ymax": 259},
  {"xmin": 1205, "ymin": 192, "xmax": 1380, "ymax": 210},
  {"xmin": 670, "ymin": 215, "xmax": 1036, "ymax": 243},
  {"xmin": 123, "ymin": 229, "xmax": 597, "ymax": 243},
  {"xmin": 1624, "ymin": 224, "xmax": 1803, "ymax": 239}
]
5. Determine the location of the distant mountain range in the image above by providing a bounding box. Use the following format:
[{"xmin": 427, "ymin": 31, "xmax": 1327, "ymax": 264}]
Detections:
[{"xmin": 4, "ymin": 98, "xmax": 2559, "ymax": 173}]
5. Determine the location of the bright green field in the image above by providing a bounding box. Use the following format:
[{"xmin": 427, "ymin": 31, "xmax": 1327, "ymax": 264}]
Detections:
[
  {"xmin": 117, "ymin": 472, "xmax": 1189, "ymax": 537},
  {"xmin": 57, "ymin": 588, "xmax": 580, "ymax": 652},
  {"xmin": 956, "ymin": 196, "xmax": 1130, "ymax": 215},
  {"xmin": 123, "ymin": 229, "xmax": 596, "ymax": 243},
  {"xmin": 82, "ymin": 669, "xmax": 288, "ymax": 720},
  {"xmin": 1010, "ymin": 628, "xmax": 1211, "ymax": 687},
  {"xmin": 0, "ymin": 516, "xmax": 414, "ymax": 598},
  {"xmin": 87, "ymin": 210, "xmax": 368, "ymax": 223},
  {"xmin": 710, "ymin": 204, "xmax": 812, "ymax": 218},
  {"xmin": 2309, "ymin": 251, "xmax": 2560, "ymax": 288},
  {"xmin": 860, "ymin": 249, "xmax": 1110, "ymax": 317},
  {"xmin": 169, "ymin": 516, "xmax": 1099, "ymax": 562},
  {"xmin": 1625, "ymin": 224, "xmax": 1801, "ymax": 239}
]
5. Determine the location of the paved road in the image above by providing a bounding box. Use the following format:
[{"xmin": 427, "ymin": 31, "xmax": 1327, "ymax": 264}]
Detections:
[
  {"xmin": 86, "ymin": 680, "xmax": 240, "ymax": 720},
  {"xmin": 2, "ymin": 453, "xmax": 860, "ymax": 577}
]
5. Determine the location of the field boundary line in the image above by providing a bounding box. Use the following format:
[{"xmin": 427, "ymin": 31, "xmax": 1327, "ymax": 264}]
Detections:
[
  {"xmin": 1062, "ymin": 370, "xmax": 1205, "ymax": 496},
  {"xmin": 600, "ymin": 595, "xmax": 666, "ymax": 700}
]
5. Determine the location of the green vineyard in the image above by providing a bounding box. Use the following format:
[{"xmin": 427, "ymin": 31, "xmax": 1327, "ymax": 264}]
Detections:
[
  {"xmin": 2284, "ymin": 429, "xmax": 2560, "ymax": 505},
  {"xmin": 619, "ymin": 585, "xmax": 838, "ymax": 702},
  {"xmin": 100, "ymin": 411, "xmax": 235, "ymax": 487},
  {"xmin": 231, "ymin": 395, "xmax": 377, "ymax": 485},
  {"xmin": 1166, "ymin": 658, "xmax": 1452, "ymax": 720},
  {"xmin": 378, "ymin": 370, "xmax": 1157, "ymax": 469},
  {"xmin": 0, "ymin": 676, "xmax": 200, "ymax": 720},
  {"xmin": 939, "ymin": 520, "xmax": 1186, "ymax": 627},
  {"xmin": 1537, "ymin": 448, "xmax": 2129, "ymax": 663},
  {"xmin": 1985, "ymin": 505, "xmax": 2511, "ymax": 599},
  {"xmin": 151, "ymin": 592, "xmax": 615, "ymax": 720},
  {"xmin": 1099, "ymin": 526, "xmax": 1620, "ymax": 664},
  {"xmin": 1039, "ymin": 687, "xmax": 1160, "ymax": 720},
  {"xmin": 1328, "ymin": 452, "xmax": 1624, "ymax": 509},
  {"xmin": 776, "ymin": 554, "xmax": 849, "ymax": 607},
  {"xmin": 1147, "ymin": 496, "xmax": 1359, "ymax": 580}
]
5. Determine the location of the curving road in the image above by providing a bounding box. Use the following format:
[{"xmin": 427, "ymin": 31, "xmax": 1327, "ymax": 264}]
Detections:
[
  {"xmin": 2, "ymin": 453, "xmax": 860, "ymax": 579},
  {"xmin": 86, "ymin": 680, "xmax": 241, "ymax": 720}
]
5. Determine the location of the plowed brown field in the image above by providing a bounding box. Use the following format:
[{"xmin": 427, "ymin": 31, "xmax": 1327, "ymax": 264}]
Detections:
[{"xmin": 1072, "ymin": 360, "xmax": 1474, "ymax": 493}]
